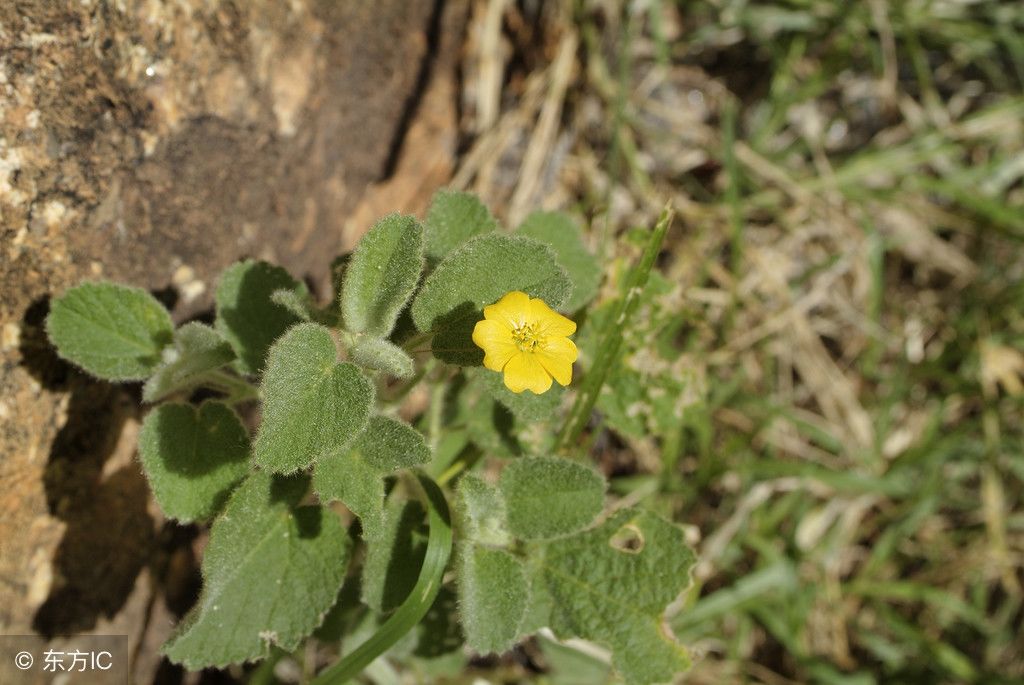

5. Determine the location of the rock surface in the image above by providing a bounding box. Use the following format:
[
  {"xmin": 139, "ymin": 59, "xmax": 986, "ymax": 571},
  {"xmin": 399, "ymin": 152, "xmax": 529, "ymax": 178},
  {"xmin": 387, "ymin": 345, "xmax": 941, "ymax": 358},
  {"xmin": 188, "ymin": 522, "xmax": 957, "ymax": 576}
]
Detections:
[{"xmin": 0, "ymin": 0, "xmax": 462, "ymax": 676}]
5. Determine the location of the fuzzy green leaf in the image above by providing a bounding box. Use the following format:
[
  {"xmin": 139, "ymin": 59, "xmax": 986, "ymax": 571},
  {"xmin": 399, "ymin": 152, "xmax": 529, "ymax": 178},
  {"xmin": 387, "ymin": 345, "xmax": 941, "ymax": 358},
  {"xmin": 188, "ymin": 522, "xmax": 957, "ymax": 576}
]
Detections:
[
  {"xmin": 362, "ymin": 499, "xmax": 428, "ymax": 613},
  {"xmin": 142, "ymin": 323, "xmax": 235, "ymax": 402},
  {"xmin": 532, "ymin": 508, "xmax": 695, "ymax": 685},
  {"xmin": 270, "ymin": 284, "xmax": 315, "ymax": 322},
  {"xmin": 411, "ymin": 233, "xmax": 572, "ymax": 365},
  {"xmin": 471, "ymin": 367, "xmax": 564, "ymax": 423},
  {"xmin": 313, "ymin": 446, "xmax": 386, "ymax": 536},
  {"xmin": 341, "ymin": 214, "xmax": 425, "ymax": 336},
  {"xmin": 413, "ymin": 586, "xmax": 465, "ymax": 659},
  {"xmin": 454, "ymin": 474, "xmax": 511, "ymax": 547},
  {"xmin": 359, "ymin": 416, "xmax": 432, "ymax": 471},
  {"xmin": 215, "ymin": 260, "xmax": 304, "ymax": 375},
  {"xmin": 500, "ymin": 457, "xmax": 605, "ymax": 540},
  {"xmin": 253, "ymin": 323, "xmax": 373, "ymax": 473},
  {"xmin": 411, "ymin": 233, "xmax": 572, "ymax": 331},
  {"xmin": 350, "ymin": 336, "xmax": 415, "ymax": 378},
  {"xmin": 313, "ymin": 416, "xmax": 430, "ymax": 535},
  {"xmin": 456, "ymin": 380, "xmax": 522, "ymax": 457},
  {"xmin": 46, "ymin": 282, "xmax": 173, "ymax": 380},
  {"xmin": 517, "ymin": 211, "xmax": 601, "ymax": 312},
  {"xmin": 457, "ymin": 545, "xmax": 528, "ymax": 654},
  {"xmin": 163, "ymin": 472, "xmax": 351, "ymax": 669},
  {"xmin": 138, "ymin": 401, "xmax": 249, "ymax": 522},
  {"xmin": 536, "ymin": 633, "xmax": 612, "ymax": 684},
  {"xmin": 424, "ymin": 189, "xmax": 498, "ymax": 262}
]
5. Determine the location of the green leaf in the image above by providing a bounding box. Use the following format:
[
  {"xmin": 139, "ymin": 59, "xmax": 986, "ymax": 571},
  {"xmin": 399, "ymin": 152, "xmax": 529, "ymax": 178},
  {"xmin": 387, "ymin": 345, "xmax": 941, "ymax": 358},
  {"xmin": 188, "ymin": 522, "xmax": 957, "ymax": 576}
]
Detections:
[
  {"xmin": 270, "ymin": 284, "xmax": 315, "ymax": 322},
  {"xmin": 313, "ymin": 416, "xmax": 430, "ymax": 535},
  {"xmin": 163, "ymin": 472, "xmax": 351, "ymax": 669},
  {"xmin": 138, "ymin": 401, "xmax": 250, "ymax": 522},
  {"xmin": 341, "ymin": 214, "xmax": 425, "ymax": 337},
  {"xmin": 254, "ymin": 323, "xmax": 373, "ymax": 473},
  {"xmin": 531, "ymin": 508, "xmax": 695, "ymax": 685},
  {"xmin": 411, "ymin": 233, "xmax": 572, "ymax": 330},
  {"xmin": 350, "ymin": 336, "xmax": 415, "ymax": 378},
  {"xmin": 456, "ymin": 380, "xmax": 522, "ymax": 457},
  {"xmin": 359, "ymin": 416, "xmax": 432, "ymax": 471},
  {"xmin": 536, "ymin": 633, "xmax": 612, "ymax": 685},
  {"xmin": 471, "ymin": 367, "xmax": 564, "ymax": 423},
  {"xmin": 215, "ymin": 260, "xmax": 304, "ymax": 375},
  {"xmin": 428, "ymin": 427, "xmax": 470, "ymax": 480},
  {"xmin": 423, "ymin": 189, "xmax": 498, "ymax": 262},
  {"xmin": 413, "ymin": 586, "xmax": 464, "ymax": 659},
  {"xmin": 500, "ymin": 456, "xmax": 605, "ymax": 540},
  {"xmin": 311, "ymin": 474, "xmax": 453, "ymax": 685},
  {"xmin": 142, "ymin": 323, "xmax": 235, "ymax": 402},
  {"xmin": 411, "ymin": 233, "xmax": 572, "ymax": 365},
  {"xmin": 313, "ymin": 445, "xmax": 386, "ymax": 536},
  {"xmin": 46, "ymin": 281, "xmax": 173, "ymax": 380},
  {"xmin": 457, "ymin": 545, "xmax": 528, "ymax": 654},
  {"xmin": 454, "ymin": 474, "xmax": 511, "ymax": 547},
  {"xmin": 362, "ymin": 499, "xmax": 427, "ymax": 613},
  {"xmin": 517, "ymin": 211, "xmax": 601, "ymax": 311}
]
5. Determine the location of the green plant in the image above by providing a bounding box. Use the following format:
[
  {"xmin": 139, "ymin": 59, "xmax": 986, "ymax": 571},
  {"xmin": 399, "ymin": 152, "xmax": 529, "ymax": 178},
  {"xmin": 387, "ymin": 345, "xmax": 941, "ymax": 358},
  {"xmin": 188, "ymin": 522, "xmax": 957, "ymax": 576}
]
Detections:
[{"xmin": 45, "ymin": 191, "xmax": 693, "ymax": 684}]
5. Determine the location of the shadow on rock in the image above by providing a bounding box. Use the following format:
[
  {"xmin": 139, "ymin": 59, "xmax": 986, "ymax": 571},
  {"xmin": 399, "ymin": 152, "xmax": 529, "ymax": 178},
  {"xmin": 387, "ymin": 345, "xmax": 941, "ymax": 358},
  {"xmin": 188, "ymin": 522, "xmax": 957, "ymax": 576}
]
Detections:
[{"xmin": 20, "ymin": 296, "xmax": 157, "ymax": 637}]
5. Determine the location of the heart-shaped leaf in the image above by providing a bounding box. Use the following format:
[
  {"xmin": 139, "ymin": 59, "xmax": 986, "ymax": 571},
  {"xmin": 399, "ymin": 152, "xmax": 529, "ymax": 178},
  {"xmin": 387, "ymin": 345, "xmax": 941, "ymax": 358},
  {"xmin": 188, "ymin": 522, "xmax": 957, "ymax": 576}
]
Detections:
[
  {"xmin": 424, "ymin": 189, "xmax": 498, "ymax": 262},
  {"xmin": 46, "ymin": 282, "xmax": 173, "ymax": 380},
  {"xmin": 215, "ymin": 260, "xmax": 304, "ymax": 375},
  {"xmin": 531, "ymin": 508, "xmax": 696, "ymax": 684},
  {"xmin": 254, "ymin": 323, "xmax": 373, "ymax": 473},
  {"xmin": 138, "ymin": 401, "xmax": 250, "ymax": 522},
  {"xmin": 410, "ymin": 234, "xmax": 572, "ymax": 365},
  {"xmin": 517, "ymin": 211, "xmax": 601, "ymax": 312},
  {"xmin": 163, "ymin": 472, "xmax": 351, "ymax": 668},
  {"xmin": 313, "ymin": 416, "xmax": 430, "ymax": 535},
  {"xmin": 500, "ymin": 456, "xmax": 605, "ymax": 540}
]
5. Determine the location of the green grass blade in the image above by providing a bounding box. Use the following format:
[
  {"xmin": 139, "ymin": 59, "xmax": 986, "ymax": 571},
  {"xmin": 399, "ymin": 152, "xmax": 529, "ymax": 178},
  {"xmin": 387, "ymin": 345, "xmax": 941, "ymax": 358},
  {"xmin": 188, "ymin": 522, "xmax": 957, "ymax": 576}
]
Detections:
[
  {"xmin": 555, "ymin": 206, "xmax": 674, "ymax": 454},
  {"xmin": 310, "ymin": 473, "xmax": 453, "ymax": 685}
]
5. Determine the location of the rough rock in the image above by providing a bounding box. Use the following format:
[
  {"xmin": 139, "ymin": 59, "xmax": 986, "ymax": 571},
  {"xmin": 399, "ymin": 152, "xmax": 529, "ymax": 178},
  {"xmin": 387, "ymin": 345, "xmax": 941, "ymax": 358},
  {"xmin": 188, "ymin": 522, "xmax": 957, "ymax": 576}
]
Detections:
[{"xmin": 0, "ymin": 0, "xmax": 463, "ymax": 677}]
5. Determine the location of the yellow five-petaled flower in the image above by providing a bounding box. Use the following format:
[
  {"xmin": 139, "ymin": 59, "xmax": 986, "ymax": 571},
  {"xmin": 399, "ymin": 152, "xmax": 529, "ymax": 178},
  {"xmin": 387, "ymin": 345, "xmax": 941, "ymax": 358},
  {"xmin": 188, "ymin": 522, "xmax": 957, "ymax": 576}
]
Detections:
[{"xmin": 471, "ymin": 291, "xmax": 578, "ymax": 394}]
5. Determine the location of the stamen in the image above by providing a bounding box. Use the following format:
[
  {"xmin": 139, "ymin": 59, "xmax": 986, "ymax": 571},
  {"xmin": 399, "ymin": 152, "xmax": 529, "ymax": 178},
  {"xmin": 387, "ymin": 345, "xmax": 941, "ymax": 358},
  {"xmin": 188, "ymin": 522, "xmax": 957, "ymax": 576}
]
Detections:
[{"xmin": 511, "ymin": 322, "xmax": 544, "ymax": 352}]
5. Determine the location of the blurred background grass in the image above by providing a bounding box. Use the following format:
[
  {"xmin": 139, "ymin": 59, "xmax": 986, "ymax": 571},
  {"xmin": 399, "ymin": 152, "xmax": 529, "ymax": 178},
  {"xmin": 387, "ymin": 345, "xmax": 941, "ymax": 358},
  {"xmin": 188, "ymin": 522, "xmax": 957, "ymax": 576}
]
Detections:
[{"xmin": 447, "ymin": 0, "xmax": 1024, "ymax": 682}]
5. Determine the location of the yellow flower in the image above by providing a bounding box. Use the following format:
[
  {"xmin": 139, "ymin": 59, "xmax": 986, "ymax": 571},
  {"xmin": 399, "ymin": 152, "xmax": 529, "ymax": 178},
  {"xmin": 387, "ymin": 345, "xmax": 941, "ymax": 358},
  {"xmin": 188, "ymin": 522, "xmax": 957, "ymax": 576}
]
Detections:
[{"xmin": 471, "ymin": 291, "xmax": 578, "ymax": 394}]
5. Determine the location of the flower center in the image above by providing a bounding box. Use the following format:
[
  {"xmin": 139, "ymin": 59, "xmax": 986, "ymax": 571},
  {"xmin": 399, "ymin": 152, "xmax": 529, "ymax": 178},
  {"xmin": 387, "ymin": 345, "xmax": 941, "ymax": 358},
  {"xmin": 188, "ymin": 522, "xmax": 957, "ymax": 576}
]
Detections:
[{"xmin": 511, "ymin": 322, "xmax": 543, "ymax": 352}]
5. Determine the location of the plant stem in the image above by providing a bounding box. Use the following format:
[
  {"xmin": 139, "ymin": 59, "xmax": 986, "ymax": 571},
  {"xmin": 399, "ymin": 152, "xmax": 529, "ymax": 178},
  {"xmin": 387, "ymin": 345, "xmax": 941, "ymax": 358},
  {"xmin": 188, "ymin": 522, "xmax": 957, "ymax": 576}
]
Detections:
[
  {"xmin": 246, "ymin": 646, "xmax": 287, "ymax": 685},
  {"xmin": 400, "ymin": 330, "xmax": 433, "ymax": 354},
  {"xmin": 426, "ymin": 379, "xmax": 446, "ymax": 450},
  {"xmin": 436, "ymin": 445, "xmax": 483, "ymax": 487},
  {"xmin": 381, "ymin": 360, "xmax": 433, "ymax": 408},
  {"xmin": 204, "ymin": 369, "xmax": 260, "ymax": 404}
]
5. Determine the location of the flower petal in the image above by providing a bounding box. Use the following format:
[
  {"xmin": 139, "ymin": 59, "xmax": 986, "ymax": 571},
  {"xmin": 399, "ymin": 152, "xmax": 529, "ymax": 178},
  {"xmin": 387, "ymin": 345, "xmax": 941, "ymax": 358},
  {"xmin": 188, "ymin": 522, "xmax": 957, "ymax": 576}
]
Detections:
[
  {"xmin": 535, "ymin": 337, "xmax": 577, "ymax": 386},
  {"xmin": 502, "ymin": 352, "xmax": 553, "ymax": 394},
  {"xmin": 472, "ymin": 319, "xmax": 518, "ymax": 371},
  {"xmin": 530, "ymin": 297, "xmax": 576, "ymax": 336},
  {"xmin": 484, "ymin": 291, "xmax": 531, "ymax": 329}
]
